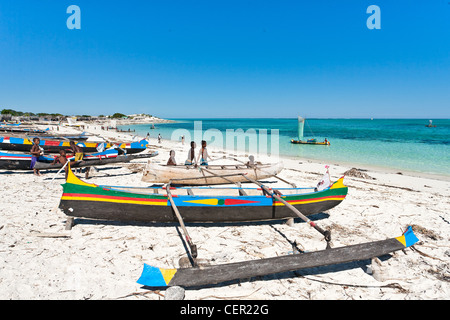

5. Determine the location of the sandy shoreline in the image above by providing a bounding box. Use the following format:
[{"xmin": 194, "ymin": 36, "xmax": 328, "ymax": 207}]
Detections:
[{"xmin": 0, "ymin": 123, "xmax": 449, "ymax": 300}]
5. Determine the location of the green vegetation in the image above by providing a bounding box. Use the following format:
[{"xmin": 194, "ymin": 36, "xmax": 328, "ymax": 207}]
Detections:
[
  {"xmin": 110, "ymin": 113, "xmax": 127, "ymax": 119},
  {"xmin": 1, "ymin": 108, "xmax": 64, "ymax": 117}
]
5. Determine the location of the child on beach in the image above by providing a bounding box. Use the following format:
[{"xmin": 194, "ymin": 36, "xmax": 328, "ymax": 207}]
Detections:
[
  {"xmin": 51, "ymin": 149, "xmax": 68, "ymax": 179},
  {"xmin": 185, "ymin": 141, "xmax": 197, "ymax": 166},
  {"xmin": 69, "ymin": 141, "xmax": 90, "ymax": 178},
  {"xmin": 30, "ymin": 137, "xmax": 43, "ymax": 176},
  {"xmin": 197, "ymin": 140, "xmax": 212, "ymax": 166},
  {"xmin": 167, "ymin": 150, "xmax": 177, "ymax": 166}
]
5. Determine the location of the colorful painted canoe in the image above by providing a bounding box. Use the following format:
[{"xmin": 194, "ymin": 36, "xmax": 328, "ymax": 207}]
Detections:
[
  {"xmin": 0, "ymin": 149, "xmax": 123, "ymax": 170},
  {"xmin": 142, "ymin": 162, "xmax": 284, "ymax": 185},
  {"xmin": 0, "ymin": 136, "xmax": 149, "ymax": 154},
  {"xmin": 34, "ymin": 151, "xmax": 158, "ymax": 170},
  {"xmin": 0, "ymin": 152, "xmax": 55, "ymax": 170},
  {"xmin": 290, "ymin": 139, "xmax": 330, "ymax": 146},
  {"xmin": 59, "ymin": 167, "xmax": 348, "ymax": 223}
]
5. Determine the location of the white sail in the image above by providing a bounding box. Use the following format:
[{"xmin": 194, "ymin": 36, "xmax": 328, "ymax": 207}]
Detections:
[{"xmin": 298, "ymin": 116, "xmax": 305, "ymax": 140}]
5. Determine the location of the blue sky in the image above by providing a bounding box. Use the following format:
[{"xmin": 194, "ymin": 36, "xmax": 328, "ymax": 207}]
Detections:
[{"xmin": 0, "ymin": 1, "xmax": 449, "ymax": 118}]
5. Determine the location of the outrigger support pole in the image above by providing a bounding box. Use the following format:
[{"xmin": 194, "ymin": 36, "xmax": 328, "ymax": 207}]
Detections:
[
  {"xmin": 241, "ymin": 175, "xmax": 332, "ymax": 249},
  {"xmin": 166, "ymin": 182, "xmax": 198, "ymax": 261}
]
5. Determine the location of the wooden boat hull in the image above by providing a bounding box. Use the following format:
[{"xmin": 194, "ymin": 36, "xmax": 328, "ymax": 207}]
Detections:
[
  {"xmin": 142, "ymin": 162, "xmax": 284, "ymax": 185},
  {"xmin": 34, "ymin": 151, "xmax": 158, "ymax": 170},
  {"xmin": 137, "ymin": 226, "xmax": 419, "ymax": 288},
  {"xmin": 58, "ymin": 167, "xmax": 348, "ymax": 223},
  {"xmin": 0, "ymin": 152, "xmax": 54, "ymax": 170},
  {"xmin": 291, "ymin": 139, "xmax": 330, "ymax": 145},
  {"xmin": 0, "ymin": 136, "xmax": 149, "ymax": 154}
]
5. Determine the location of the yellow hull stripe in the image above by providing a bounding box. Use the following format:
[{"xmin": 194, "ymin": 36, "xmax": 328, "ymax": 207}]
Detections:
[{"xmin": 273, "ymin": 196, "xmax": 345, "ymax": 206}]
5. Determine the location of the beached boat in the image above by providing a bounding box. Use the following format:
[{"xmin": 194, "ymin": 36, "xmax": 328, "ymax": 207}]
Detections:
[
  {"xmin": 25, "ymin": 131, "xmax": 91, "ymax": 141},
  {"xmin": 141, "ymin": 162, "xmax": 284, "ymax": 185},
  {"xmin": 0, "ymin": 126, "xmax": 49, "ymax": 134},
  {"xmin": 137, "ymin": 226, "xmax": 419, "ymax": 288},
  {"xmin": 34, "ymin": 151, "xmax": 158, "ymax": 170},
  {"xmin": 0, "ymin": 136, "xmax": 150, "ymax": 154},
  {"xmin": 0, "ymin": 149, "xmax": 120, "ymax": 171},
  {"xmin": 0, "ymin": 152, "xmax": 54, "ymax": 170},
  {"xmin": 290, "ymin": 116, "xmax": 330, "ymax": 145},
  {"xmin": 58, "ymin": 166, "xmax": 348, "ymax": 223}
]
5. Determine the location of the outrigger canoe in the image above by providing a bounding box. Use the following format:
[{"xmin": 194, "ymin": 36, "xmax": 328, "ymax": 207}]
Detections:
[
  {"xmin": 142, "ymin": 162, "xmax": 284, "ymax": 185},
  {"xmin": 290, "ymin": 139, "xmax": 330, "ymax": 146},
  {"xmin": 58, "ymin": 166, "xmax": 348, "ymax": 223},
  {"xmin": 137, "ymin": 226, "xmax": 419, "ymax": 288},
  {"xmin": 0, "ymin": 152, "xmax": 54, "ymax": 170},
  {"xmin": 0, "ymin": 149, "xmax": 119, "ymax": 170},
  {"xmin": 34, "ymin": 151, "xmax": 158, "ymax": 170},
  {"xmin": 0, "ymin": 136, "xmax": 150, "ymax": 154}
]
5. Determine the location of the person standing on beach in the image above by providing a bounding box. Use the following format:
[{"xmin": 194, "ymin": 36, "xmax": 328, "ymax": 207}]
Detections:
[
  {"xmin": 185, "ymin": 141, "xmax": 197, "ymax": 166},
  {"xmin": 197, "ymin": 140, "xmax": 212, "ymax": 166},
  {"xmin": 158, "ymin": 134, "xmax": 161, "ymax": 144},
  {"xmin": 30, "ymin": 137, "xmax": 42, "ymax": 176}
]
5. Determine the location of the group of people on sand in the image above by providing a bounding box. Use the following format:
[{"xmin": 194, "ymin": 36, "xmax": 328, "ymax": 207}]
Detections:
[
  {"xmin": 30, "ymin": 138, "xmax": 89, "ymax": 179},
  {"xmin": 167, "ymin": 140, "xmax": 212, "ymax": 166}
]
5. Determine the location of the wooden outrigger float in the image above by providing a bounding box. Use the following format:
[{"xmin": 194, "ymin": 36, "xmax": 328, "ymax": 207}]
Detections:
[{"xmin": 137, "ymin": 226, "xmax": 419, "ymax": 288}]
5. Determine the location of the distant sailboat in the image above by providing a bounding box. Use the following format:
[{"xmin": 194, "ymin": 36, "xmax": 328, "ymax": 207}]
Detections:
[
  {"xmin": 425, "ymin": 120, "xmax": 436, "ymax": 128},
  {"xmin": 290, "ymin": 116, "xmax": 330, "ymax": 146}
]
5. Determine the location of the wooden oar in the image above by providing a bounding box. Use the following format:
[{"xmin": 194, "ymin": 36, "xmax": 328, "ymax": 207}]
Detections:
[
  {"xmin": 51, "ymin": 160, "xmax": 70, "ymax": 182},
  {"xmin": 165, "ymin": 183, "xmax": 198, "ymax": 260},
  {"xmin": 241, "ymin": 174, "xmax": 332, "ymax": 248}
]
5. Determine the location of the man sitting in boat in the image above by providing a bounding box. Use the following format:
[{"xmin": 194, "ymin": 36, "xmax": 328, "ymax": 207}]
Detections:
[
  {"xmin": 51, "ymin": 149, "xmax": 69, "ymax": 179},
  {"xmin": 184, "ymin": 141, "xmax": 197, "ymax": 166},
  {"xmin": 167, "ymin": 150, "xmax": 177, "ymax": 166}
]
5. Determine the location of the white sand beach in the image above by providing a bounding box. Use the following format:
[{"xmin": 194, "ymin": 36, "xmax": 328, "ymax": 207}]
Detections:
[{"xmin": 0, "ymin": 124, "xmax": 449, "ymax": 300}]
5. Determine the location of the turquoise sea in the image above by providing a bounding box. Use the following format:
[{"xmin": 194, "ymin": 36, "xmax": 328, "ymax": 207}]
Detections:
[{"xmin": 118, "ymin": 119, "xmax": 450, "ymax": 178}]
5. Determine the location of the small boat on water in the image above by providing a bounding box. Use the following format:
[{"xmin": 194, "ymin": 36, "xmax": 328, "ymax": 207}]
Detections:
[
  {"xmin": 141, "ymin": 161, "xmax": 284, "ymax": 185},
  {"xmin": 425, "ymin": 120, "xmax": 436, "ymax": 128},
  {"xmin": 59, "ymin": 165, "xmax": 348, "ymax": 224},
  {"xmin": 0, "ymin": 136, "xmax": 150, "ymax": 154},
  {"xmin": 290, "ymin": 116, "xmax": 330, "ymax": 145}
]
